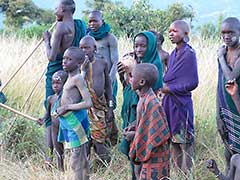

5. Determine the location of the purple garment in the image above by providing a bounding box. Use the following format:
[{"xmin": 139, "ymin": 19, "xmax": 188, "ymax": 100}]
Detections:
[{"xmin": 162, "ymin": 43, "xmax": 198, "ymax": 136}]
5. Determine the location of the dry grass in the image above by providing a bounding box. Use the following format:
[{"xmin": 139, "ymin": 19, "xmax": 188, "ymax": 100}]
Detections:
[{"xmin": 0, "ymin": 35, "xmax": 225, "ymax": 180}]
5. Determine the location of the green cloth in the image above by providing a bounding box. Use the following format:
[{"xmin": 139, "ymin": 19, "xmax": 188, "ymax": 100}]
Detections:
[
  {"xmin": 134, "ymin": 31, "xmax": 163, "ymax": 90},
  {"xmin": 119, "ymin": 84, "xmax": 139, "ymax": 156},
  {"xmin": 89, "ymin": 22, "xmax": 110, "ymax": 40}
]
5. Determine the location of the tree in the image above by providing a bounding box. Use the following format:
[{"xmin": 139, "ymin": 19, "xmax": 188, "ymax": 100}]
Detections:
[
  {"xmin": 0, "ymin": 0, "xmax": 55, "ymax": 28},
  {"xmin": 94, "ymin": 0, "xmax": 195, "ymax": 38},
  {"xmin": 83, "ymin": 0, "xmax": 113, "ymax": 16}
]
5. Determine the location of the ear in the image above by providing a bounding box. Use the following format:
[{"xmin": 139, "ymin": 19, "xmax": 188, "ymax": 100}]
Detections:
[{"xmin": 140, "ymin": 79, "xmax": 146, "ymax": 86}]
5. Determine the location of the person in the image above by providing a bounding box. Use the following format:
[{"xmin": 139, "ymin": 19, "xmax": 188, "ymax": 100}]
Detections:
[
  {"xmin": 149, "ymin": 30, "xmax": 169, "ymax": 73},
  {"xmin": 54, "ymin": 47, "xmax": 92, "ymax": 180},
  {"xmin": 216, "ymin": 17, "xmax": 240, "ymax": 173},
  {"xmin": 118, "ymin": 53, "xmax": 139, "ymax": 180},
  {"xmin": 38, "ymin": 70, "xmax": 67, "ymax": 171},
  {"xmin": 43, "ymin": 0, "xmax": 86, "ymax": 128},
  {"xmin": 162, "ymin": 20, "xmax": 199, "ymax": 174},
  {"xmin": 79, "ymin": 35, "xmax": 113, "ymax": 166},
  {"xmin": 206, "ymin": 81, "xmax": 240, "ymax": 180},
  {"xmin": 129, "ymin": 63, "xmax": 171, "ymax": 180},
  {"xmin": 133, "ymin": 31, "xmax": 163, "ymax": 92},
  {"xmin": 88, "ymin": 10, "xmax": 119, "ymax": 145}
]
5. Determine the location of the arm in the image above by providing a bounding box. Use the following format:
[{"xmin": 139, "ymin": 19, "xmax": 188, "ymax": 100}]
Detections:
[
  {"xmin": 225, "ymin": 82, "xmax": 240, "ymax": 113},
  {"xmin": 43, "ymin": 23, "xmax": 63, "ymax": 61},
  {"xmin": 167, "ymin": 52, "xmax": 199, "ymax": 95},
  {"xmin": 206, "ymin": 159, "xmax": 229, "ymax": 180},
  {"xmin": 38, "ymin": 96, "xmax": 51, "ymax": 125},
  {"xmin": 104, "ymin": 61, "xmax": 114, "ymax": 122},
  {"xmin": 108, "ymin": 35, "xmax": 119, "ymax": 82}
]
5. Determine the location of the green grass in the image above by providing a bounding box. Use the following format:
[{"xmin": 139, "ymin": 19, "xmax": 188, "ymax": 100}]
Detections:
[{"xmin": 0, "ymin": 35, "xmax": 225, "ymax": 179}]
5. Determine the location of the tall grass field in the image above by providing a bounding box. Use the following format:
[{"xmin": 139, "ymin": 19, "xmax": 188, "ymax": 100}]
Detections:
[{"xmin": 0, "ymin": 34, "xmax": 224, "ymax": 180}]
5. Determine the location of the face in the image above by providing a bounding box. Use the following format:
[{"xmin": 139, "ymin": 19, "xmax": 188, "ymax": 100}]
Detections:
[
  {"xmin": 221, "ymin": 22, "xmax": 240, "ymax": 47},
  {"xmin": 54, "ymin": 3, "xmax": 64, "ymax": 21},
  {"xmin": 130, "ymin": 68, "xmax": 142, "ymax": 91},
  {"xmin": 134, "ymin": 35, "xmax": 148, "ymax": 59},
  {"xmin": 52, "ymin": 76, "xmax": 63, "ymax": 94},
  {"xmin": 88, "ymin": 13, "xmax": 103, "ymax": 32},
  {"xmin": 169, "ymin": 23, "xmax": 185, "ymax": 44},
  {"xmin": 62, "ymin": 50, "xmax": 79, "ymax": 72},
  {"xmin": 79, "ymin": 39, "xmax": 95, "ymax": 59}
]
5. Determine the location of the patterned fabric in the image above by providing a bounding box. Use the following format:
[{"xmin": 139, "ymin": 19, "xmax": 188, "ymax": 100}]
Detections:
[
  {"xmin": 58, "ymin": 110, "xmax": 90, "ymax": 149},
  {"xmin": 129, "ymin": 89, "xmax": 170, "ymax": 180},
  {"xmin": 221, "ymin": 108, "xmax": 240, "ymax": 153},
  {"xmin": 87, "ymin": 84, "xmax": 108, "ymax": 143},
  {"xmin": 44, "ymin": 19, "xmax": 86, "ymax": 127}
]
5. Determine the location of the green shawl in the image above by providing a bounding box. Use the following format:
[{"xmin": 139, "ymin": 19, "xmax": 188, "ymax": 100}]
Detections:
[
  {"xmin": 134, "ymin": 31, "xmax": 163, "ymax": 90},
  {"xmin": 89, "ymin": 22, "xmax": 110, "ymax": 40}
]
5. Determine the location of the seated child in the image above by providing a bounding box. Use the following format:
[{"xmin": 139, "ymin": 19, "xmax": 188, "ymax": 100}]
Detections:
[
  {"xmin": 129, "ymin": 63, "xmax": 171, "ymax": 180},
  {"xmin": 38, "ymin": 70, "xmax": 67, "ymax": 171}
]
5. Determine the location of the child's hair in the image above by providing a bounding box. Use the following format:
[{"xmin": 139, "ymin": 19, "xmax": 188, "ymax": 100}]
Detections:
[
  {"xmin": 135, "ymin": 63, "xmax": 158, "ymax": 87},
  {"xmin": 222, "ymin": 17, "xmax": 240, "ymax": 30},
  {"xmin": 66, "ymin": 47, "xmax": 85, "ymax": 63},
  {"xmin": 60, "ymin": 0, "xmax": 75, "ymax": 14},
  {"xmin": 52, "ymin": 70, "xmax": 68, "ymax": 84}
]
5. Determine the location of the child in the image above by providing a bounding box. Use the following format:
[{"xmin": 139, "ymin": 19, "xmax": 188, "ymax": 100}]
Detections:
[
  {"xmin": 162, "ymin": 20, "xmax": 199, "ymax": 174},
  {"xmin": 129, "ymin": 63, "xmax": 171, "ymax": 180},
  {"xmin": 79, "ymin": 35, "xmax": 113, "ymax": 166},
  {"xmin": 38, "ymin": 70, "xmax": 67, "ymax": 171},
  {"xmin": 118, "ymin": 53, "xmax": 139, "ymax": 180},
  {"xmin": 55, "ymin": 47, "xmax": 92, "ymax": 180},
  {"xmin": 216, "ymin": 17, "xmax": 240, "ymax": 172}
]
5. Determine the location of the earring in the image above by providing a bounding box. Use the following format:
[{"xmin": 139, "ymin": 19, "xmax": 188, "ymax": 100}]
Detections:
[{"xmin": 183, "ymin": 36, "xmax": 189, "ymax": 43}]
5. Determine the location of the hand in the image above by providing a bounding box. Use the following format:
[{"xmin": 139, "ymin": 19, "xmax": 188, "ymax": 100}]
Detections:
[
  {"xmin": 42, "ymin": 31, "xmax": 51, "ymax": 42},
  {"xmin": 217, "ymin": 45, "xmax": 226, "ymax": 58},
  {"xmin": 56, "ymin": 105, "xmax": 68, "ymax": 116},
  {"xmin": 106, "ymin": 107, "xmax": 114, "ymax": 123},
  {"xmin": 161, "ymin": 85, "xmax": 170, "ymax": 94},
  {"xmin": 117, "ymin": 61, "xmax": 125, "ymax": 75},
  {"xmin": 206, "ymin": 159, "xmax": 220, "ymax": 175},
  {"xmin": 225, "ymin": 80, "xmax": 238, "ymax": 96},
  {"xmin": 37, "ymin": 118, "xmax": 44, "ymax": 126},
  {"xmin": 123, "ymin": 130, "xmax": 135, "ymax": 141},
  {"xmin": 81, "ymin": 55, "xmax": 90, "ymax": 72}
]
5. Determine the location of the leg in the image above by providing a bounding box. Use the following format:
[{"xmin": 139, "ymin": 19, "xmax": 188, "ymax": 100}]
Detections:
[
  {"xmin": 93, "ymin": 140, "xmax": 111, "ymax": 167},
  {"xmin": 45, "ymin": 126, "xmax": 53, "ymax": 169},
  {"xmin": 171, "ymin": 142, "xmax": 183, "ymax": 170},
  {"xmin": 109, "ymin": 115, "xmax": 119, "ymax": 146},
  {"xmin": 181, "ymin": 142, "xmax": 194, "ymax": 174},
  {"xmin": 134, "ymin": 164, "xmax": 142, "ymax": 180},
  {"xmin": 51, "ymin": 118, "xmax": 64, "ymax": 171},
  {"xmin": 70, "ymin": 143, "xmax": 90, "ymax": 180},
  {"xmin": 224, "ymin": 146, "xmax": 233, "ymax": 174}
]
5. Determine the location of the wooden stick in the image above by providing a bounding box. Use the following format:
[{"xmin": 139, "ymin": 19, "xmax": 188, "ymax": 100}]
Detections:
[
  {"xmin": 0, "ymin": 21, "xmax": 57, "ymax": 92},
  {"xmin": 0, "ymin": 103, "xmax": 38, "ymax": 122}
]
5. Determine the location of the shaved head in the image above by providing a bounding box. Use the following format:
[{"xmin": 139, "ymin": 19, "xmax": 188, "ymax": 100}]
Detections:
[
  {"xmin": 134, "ymin": 63, "xmax": 159, "ymax": 87},
  {"xmin": 60, "ymin": 0, "xmax": 75, "ymax": 14},
  {"xmin": 89, "ymin": 10, "xmax": 103, "ymax": 19},
  {"xmin": 64, "ymin": 47, "xmax": 85, "ymax": 63},
  {"xmin": 80, "ymin": 35, "xmax": 96, "ymax": 47},
  {"xmin": 222, "ymin": 17, "xmax": 240, "ymax": 31},
  {"xmin": 172, "ymin": 20, "xmax": 190, "ymax": 34}
]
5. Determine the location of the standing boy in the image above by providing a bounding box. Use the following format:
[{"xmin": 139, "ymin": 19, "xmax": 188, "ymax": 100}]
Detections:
[
  {"xmin": 80, "ymin": 35, "xmax": 113, "ymax": 165},
  {"xmin": 216, "ymin": 17, "xmax": 240, "ymax": 172},
  {"xmin": 38, "ymin": 70, "xmax": 67, "ymax": 171},
  {"xmin": 88, "ymin": 10, "xmax": 119, "ymax": 144},
  {"xmin": 55, "ymin": 47, "xmax": 92, "ymax": 180},
  {"xmin": 129, "ymin": 63, "xmax": 171, "ymax": 180}
]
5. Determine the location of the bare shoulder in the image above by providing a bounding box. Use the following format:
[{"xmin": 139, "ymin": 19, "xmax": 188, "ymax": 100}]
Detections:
[
  {"xmin": 73, "ymin": 74, "xmax": 87, "ymax": 86},
  {"xmin": 47, "ymin": 94, "xmax": 57, "ymax": 105},
  {"xmin": 107, "ymin": 33, "xmax": 118, "ymax": 45},
  {"xmin": 55, "ymin": 22, "xmax": 66, "ymax": 34}
]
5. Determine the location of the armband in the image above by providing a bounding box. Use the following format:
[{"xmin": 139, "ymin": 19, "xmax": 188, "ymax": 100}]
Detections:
[{"xmin": 109, "ymin": 100, "xmax": 114, "ymax": 108}]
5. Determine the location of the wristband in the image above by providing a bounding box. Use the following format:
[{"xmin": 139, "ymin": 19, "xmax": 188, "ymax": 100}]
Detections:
[
  {"xmin": 81, "ymin": 71, "xmax": 86, "ymax": 78},
  {"xmin": 215, "ymin": 172, "xmax": 221, "ymax": 178},
  {"xmin": 109, "ymin": 100, "xmax": 114, "ymax": 108}
]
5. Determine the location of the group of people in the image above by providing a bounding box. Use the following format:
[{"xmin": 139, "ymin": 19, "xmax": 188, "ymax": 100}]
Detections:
[{"xmin": 36, "ymin": 0, "xmax": 240, "ymax": 180}]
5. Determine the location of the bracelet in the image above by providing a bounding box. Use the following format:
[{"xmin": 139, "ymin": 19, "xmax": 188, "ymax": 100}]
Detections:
[
  {"xmin": 215, "ymin": 171, "xmax": 221, "ymax": 178},
  {"xmin": 109, "ymin": 100, "xmax": 114, "ymax": 108},
  {"xmin": 81, "ymin": 71, "xmax": 86, "ymax": 77}
]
